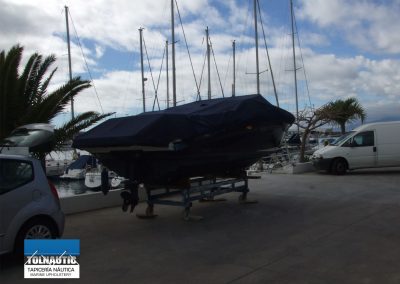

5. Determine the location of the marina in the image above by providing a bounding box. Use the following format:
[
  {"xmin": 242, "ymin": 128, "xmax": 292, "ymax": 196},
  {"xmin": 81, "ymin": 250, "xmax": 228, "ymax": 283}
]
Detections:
[
  {"xmin": 1, "ymin": 0, "xmax": 399, "ymax": 283},
  {"xmin": 2, "ymin": 169, "xmax": 400, "ymax": 283}
]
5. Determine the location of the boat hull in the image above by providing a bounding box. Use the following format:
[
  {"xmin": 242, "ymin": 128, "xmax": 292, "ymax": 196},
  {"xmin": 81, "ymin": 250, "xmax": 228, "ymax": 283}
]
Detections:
[
  {"xmin": 84, "ymin": 170, "xmax": 119, "ymax": 189},
  {"xmin": 90, "ymin": 123, "xmax": 287, "ymax": 187}
]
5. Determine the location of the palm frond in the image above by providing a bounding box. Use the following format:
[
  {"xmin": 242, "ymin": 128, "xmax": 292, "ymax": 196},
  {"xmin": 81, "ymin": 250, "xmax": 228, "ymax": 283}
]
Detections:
[
  {"xmin": 54, "ymin": 111, "xmax": 113, "ymax": 149},
  {"xmin": 19, "ymin": 77, "xmax": 91, "ymax": 124},
  {"xmin": 33, "ymin": 55, "xmax": 56, "ymax": 104},
  {"xmin": 1, "ymin": 45, "xmax": 110, "ymax": 149},
  {"xmin": 0, "ymin": 45, "xmax": 24, "ymax": 138},
  {"xmin": 23, "ymin": 53, "xmax": 42, "ymax": 105},
  {"xmin": 38, "ymin": 67, "xmax": 57, "ymax": 97},
  {"xmin": 326, "ymin": 97, "xmax": 367, "ymax": 133},
  {"xmin": 17, "ymin": 53, "xmax": 37, "ymax": 103}
]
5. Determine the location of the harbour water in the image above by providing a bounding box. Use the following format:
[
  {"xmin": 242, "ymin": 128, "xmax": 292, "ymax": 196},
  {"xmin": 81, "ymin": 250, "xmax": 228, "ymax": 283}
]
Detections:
[{"xmin": 50, "ymin": 178, "xmax": 101, "ymax": 198}]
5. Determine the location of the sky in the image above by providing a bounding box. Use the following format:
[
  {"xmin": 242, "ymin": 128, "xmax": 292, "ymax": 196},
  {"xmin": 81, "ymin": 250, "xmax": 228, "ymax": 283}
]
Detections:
[{"xmin": 1, "ymin": 0, "xmax": 399, "ymax": 127}]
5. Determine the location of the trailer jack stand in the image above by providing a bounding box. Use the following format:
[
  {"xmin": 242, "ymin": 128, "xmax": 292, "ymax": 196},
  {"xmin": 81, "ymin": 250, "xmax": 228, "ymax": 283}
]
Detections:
[
  {"xmin": 136, "ymin": 204, "xmax": 158, "ymax": 219},
  {"xmin": 238, "ymin": 193, "xmax": 258, "ymax": 204},
  {"xmin": 182, "ymin": 207, "xmax": 204, "ymax": 222}
]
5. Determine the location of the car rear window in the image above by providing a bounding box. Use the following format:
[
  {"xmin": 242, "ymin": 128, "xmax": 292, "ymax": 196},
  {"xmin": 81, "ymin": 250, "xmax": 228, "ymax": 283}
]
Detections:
[{"xmin": 0, "ymin": 159, "xmax": 34, "ymax": 194}]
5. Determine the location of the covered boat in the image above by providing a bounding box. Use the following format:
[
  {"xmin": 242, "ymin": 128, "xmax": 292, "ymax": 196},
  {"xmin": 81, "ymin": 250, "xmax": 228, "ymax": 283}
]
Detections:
[
  {"xmin": 73, "ymin": 95, "xmax": 294, "ymax": 187},
  {"xmin": 60, "ymin": 155, "xmax": 97, "ymax": 180}
]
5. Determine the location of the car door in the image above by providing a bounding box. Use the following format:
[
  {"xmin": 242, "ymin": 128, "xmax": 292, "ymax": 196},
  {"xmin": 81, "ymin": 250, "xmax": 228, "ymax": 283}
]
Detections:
[
  {"xmin": 0, "ymin": 158, "xmax": 34, "ymax": 252},
  {"xmin": 345, "ymin": 131, "xmax": 377, "ymax": 169}
]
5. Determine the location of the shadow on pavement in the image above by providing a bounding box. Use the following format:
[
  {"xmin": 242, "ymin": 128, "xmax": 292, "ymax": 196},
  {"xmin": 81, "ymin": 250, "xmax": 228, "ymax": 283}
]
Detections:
[{"xmin": 0, "ymin": 252, "xmax": 23, "ymax": 271}]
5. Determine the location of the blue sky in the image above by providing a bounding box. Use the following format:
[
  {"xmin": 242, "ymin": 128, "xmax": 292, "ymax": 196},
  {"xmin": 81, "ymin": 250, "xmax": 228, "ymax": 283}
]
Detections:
[{"xmin": 1, "ymin": 0, "xmax": 399, "ymax": 127}]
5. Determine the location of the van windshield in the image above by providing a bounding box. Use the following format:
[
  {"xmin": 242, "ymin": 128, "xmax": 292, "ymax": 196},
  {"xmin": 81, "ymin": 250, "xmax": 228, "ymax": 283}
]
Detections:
[{"xmin": 331, "ymin": 131, "xmax": 355, "ymax": 146}]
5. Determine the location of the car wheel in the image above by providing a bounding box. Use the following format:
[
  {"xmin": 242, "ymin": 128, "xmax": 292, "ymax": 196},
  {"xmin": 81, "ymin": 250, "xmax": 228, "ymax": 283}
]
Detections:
[
  {"xmin": 332, "ymin": 159, "xmax": 347, "ymax": 175},
  {"xmin": 15, "ymin": 218, "xmax": 57, "ymax": 254}
]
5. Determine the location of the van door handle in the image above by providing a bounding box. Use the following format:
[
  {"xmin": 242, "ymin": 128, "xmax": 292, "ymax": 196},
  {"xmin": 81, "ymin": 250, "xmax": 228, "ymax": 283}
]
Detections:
[{"xmin": 373, "ymin": 146, "xmax": 377, "ymax": 152}]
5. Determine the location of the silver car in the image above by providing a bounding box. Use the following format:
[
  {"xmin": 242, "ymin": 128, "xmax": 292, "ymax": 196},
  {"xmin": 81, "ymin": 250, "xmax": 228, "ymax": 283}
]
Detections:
[{"xmin": 0, "ymin": 154, "xmax": 65, "ymax": 255}]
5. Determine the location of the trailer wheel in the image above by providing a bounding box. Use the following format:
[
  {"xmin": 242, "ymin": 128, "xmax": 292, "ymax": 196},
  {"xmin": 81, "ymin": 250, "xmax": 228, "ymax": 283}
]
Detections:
[{"xmin": 332, "ymin": 158, "xmax": 347, "ymax": 175}]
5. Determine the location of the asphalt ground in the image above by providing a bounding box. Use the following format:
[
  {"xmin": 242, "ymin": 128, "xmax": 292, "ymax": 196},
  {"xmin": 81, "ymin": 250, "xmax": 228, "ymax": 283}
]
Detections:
[{"xmin": 1, "ymin": 168, "xmax": 400, "ymax": 283}]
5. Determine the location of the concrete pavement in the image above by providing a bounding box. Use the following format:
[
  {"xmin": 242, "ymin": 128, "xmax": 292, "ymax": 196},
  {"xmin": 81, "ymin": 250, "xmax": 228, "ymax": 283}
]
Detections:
[{"xmin": 1, "ymin": 168, "xmax": 400, "ymax": 283}]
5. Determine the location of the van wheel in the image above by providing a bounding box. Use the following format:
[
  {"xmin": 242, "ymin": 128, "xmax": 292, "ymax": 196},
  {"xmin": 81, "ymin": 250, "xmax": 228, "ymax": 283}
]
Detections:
[
  {"xmin": 14, "ymin": 218, "xmax": 57, "ymax": 254},
  {"xmin": 332, "ymin": 159, "xmax": 347, "ymax": 175}
]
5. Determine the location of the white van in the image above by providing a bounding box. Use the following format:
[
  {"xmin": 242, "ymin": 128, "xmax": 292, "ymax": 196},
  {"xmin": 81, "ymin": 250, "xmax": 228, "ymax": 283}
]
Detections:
[{"xmin": 312, "ymin": 121, "xmax": 400, "ymax": 174}]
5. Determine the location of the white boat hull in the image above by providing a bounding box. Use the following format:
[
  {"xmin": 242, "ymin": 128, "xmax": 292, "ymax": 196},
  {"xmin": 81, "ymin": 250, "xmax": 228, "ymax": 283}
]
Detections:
[
  {"xmin": 85, "ymin": 172, "xmax": 102, "ymax": 188},
  {"xmin": 46, "ymin": 159, "xmax": 72, "ymax": 177},
  {"xmin": 60, "ymin": 169, "xmax": 86, "ymax": 180},
  {"xmin": 84, "ymin": 170, "xmax": 122, "ymax": 189}
]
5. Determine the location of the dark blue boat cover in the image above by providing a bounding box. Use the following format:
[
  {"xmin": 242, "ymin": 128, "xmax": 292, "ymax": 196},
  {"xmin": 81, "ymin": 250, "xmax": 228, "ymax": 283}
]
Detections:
[
  {"xmin": 73, "ymin": 94, "xmax": 294, "ymax": 148},
  {"xmin": 66, "ymin": 155, "xmax": 97, "ymax": 170}
]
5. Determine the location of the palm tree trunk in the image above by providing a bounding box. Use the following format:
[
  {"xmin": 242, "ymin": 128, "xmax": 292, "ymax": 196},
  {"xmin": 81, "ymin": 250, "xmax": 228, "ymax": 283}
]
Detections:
[{"xmin": 340, "ymin": 123, "xmax": 346, "ymax": 134}]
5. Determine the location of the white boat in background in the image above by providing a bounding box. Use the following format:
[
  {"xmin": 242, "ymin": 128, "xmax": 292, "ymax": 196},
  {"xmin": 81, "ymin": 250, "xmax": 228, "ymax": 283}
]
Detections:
[
  {"xmin": 46, "ymin": 159, "xmax": 72, "ymax": 177},
  {"xmin": 110, "ymin": 176, "xmax": 128, "ymax": 188},
  {"xmin": 61, "ymin": 169, "xmax": 86, "ymax": 180},
  {"xmin": 84, "ymin": 168, "xmax": 119, "ymax": 189},
  {"xmin": 60, "ymin": 155, "xmax": 97, "ymax": 180},
  {"xmin": 45, "ymin": 149, "xmax": 81, "ymax": 177}
]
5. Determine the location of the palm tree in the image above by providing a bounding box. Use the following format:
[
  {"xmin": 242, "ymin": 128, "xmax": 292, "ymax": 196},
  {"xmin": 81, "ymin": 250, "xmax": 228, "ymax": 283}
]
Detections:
[
  {"xmin": 328, "ymin": 98, "xmax": 366, "ymax": 134},
  {"xmin": 0, "ymin": 45, "xmax": 112, "ymax": 148}
]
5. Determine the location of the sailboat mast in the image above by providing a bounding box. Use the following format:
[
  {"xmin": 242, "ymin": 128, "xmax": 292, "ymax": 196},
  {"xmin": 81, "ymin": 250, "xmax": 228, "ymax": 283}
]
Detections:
[
  {"xmin": 171, "ymin": 0, "xmax": 177, "ymax": 107},
  {"xmin": 254, "ymin": 0, "xmax": 260, "ymax": 94},
  {"xmin": 232, "ymin": 40, "xmax": 236, "ymax": 97},
  {"xmin": 166, "ymin": 40, "xmax": 169, "ymax": 108},
  {"xmin": 290, "ymin": 0, "xmax": 299, "ymax": 132},
  {"xmin": 65, "ymin": 6, "xmax": 74, "ymax": 119},
  {"xmin": 206, "ymin": 27, "xmax": 211, "ymax": 100},
  {"xmin": 139, "ymin": 28, "xmax": 146, "ymax": 112}
]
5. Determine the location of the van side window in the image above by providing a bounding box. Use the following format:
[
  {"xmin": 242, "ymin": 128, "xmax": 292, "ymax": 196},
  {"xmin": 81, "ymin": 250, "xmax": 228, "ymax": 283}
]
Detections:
[
  {"xmin": 0, "ymin": 159, "xmax": 34, "ymax": 194},
  {"xmin": 352, "ymin": 131, "xmax": 374, "ymax": 147}
]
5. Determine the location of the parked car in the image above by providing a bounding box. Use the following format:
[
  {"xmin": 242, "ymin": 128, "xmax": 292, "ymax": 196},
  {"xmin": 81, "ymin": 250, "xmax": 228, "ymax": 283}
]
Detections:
[
  {"xmin": 312, "ymin": 121, "xmax": 400, "ymax": 174},
  {"xmin": 0, "ymin": 154, "xmax": 64, "ymax": 255},
  {"xmin": 0, "ymin": 124, "xmax": 64, "ymax": 255}
]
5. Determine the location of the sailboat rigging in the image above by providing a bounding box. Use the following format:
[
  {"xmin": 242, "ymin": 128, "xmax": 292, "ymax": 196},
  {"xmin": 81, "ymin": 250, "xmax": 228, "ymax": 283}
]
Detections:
[
  {"xmin": 244, "ymin": 0, "xmax": 280, "ymax": 106},
  {"xmin": 139, "ymin": 27, "xmax": 146, "ymax": 113},
  {"xmin": 290, "ymin": 0, "xmax": 300, "ymax": 133},
  {"xmin": 232, "ymin": 40, "xmax": 236, "ymax": 97},
  {"xmin": 171, "ymin": 0, "xmax": 177, "ymax": 107},
  {"xmin": 64, "ymin": 6, "xmax": 74, "ymax": 119}
]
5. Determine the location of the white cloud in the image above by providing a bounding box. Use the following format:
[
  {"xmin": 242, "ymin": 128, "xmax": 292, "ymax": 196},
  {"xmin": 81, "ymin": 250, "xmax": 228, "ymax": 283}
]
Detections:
[
  {"xmin": 298, "ymin": 0, "xmax": 400, "ymax": 54},
  {"xmin": 288, "ymin": 51, "xmax": 400, "ymax": 118},
  {"xmin": 300, "ymin": 32, "xmax": 329, "ymax": 47},
  {"xmin": 95, "ymin": 45, "xmax": 105, "ymax": 59},
  {"xmin": 1, "ymin": 0, "xmax": 399, "ymax": 125},
  {"xmin": 365, "ymin": 101, "xmax": 400, "ymax": 122},
  {"xmin": 74, "ymin": 70, "xmax": 138, "ymax": 115}
]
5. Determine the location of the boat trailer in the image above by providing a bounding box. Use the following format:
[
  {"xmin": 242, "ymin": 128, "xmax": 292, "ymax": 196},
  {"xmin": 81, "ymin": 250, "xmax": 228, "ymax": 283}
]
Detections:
[{"xmin": 118, "ymin": 174, "xmax": 259, "ymax": 221}]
